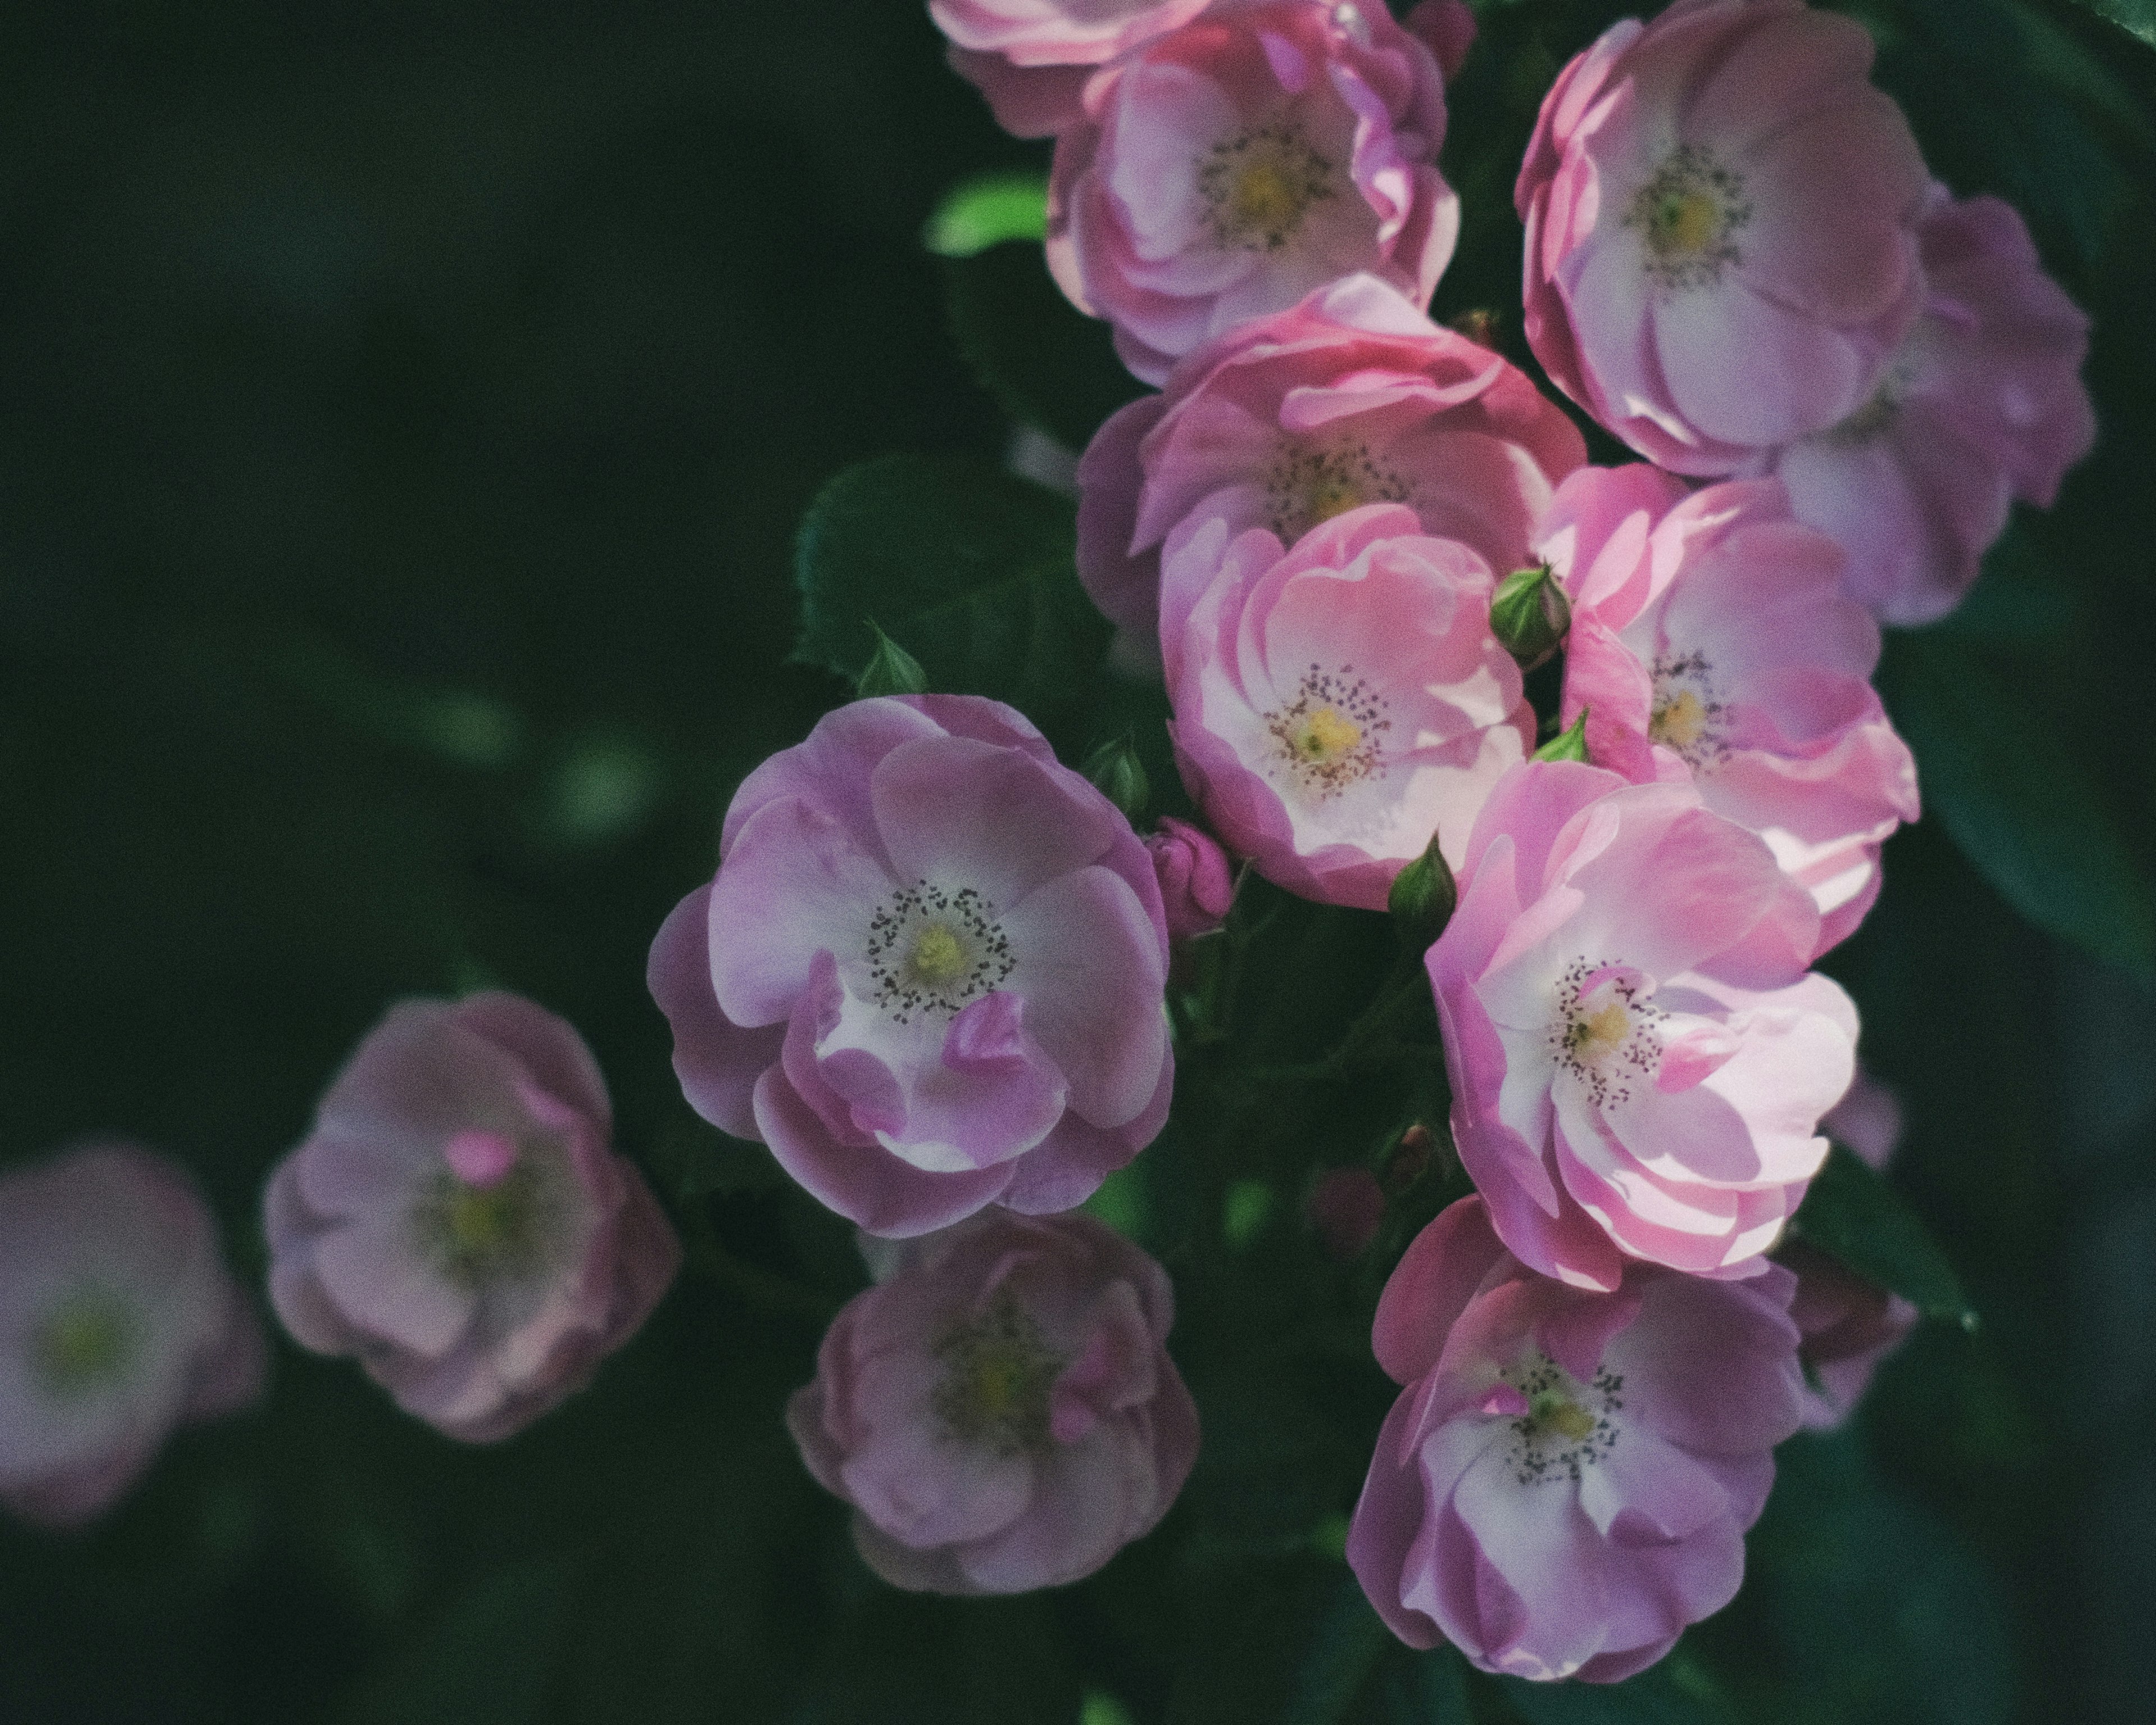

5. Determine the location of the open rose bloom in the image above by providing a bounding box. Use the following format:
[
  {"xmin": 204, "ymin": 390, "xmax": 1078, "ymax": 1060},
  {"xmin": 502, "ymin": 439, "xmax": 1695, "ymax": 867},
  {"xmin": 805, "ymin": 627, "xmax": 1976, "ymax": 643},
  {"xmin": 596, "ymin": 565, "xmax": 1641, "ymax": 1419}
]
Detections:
[
  {"xmin": 1517, "ymin": 0, "xmax": 1927, "ymax": 473},
  {"xmin": 1077, "ymin": 273, "xmax": 1586, "ymax": 658},
  {"xmin": 1767, "ymin": 186, "xmax": 2096, "ymax": 626},
  {"xmin": 1543, "ymin": 464, "xmax": 1919, "ymax": 953},
  {"xmin": 1349, "ymin": 1197, "xmax": 1803, "ymax": 1681},
  {"xmin": 650, "ymin": 695, "xmax": 1172, "ymax": 1237},
  {"xmin": 0, "ymin": 1143, "xmax": 265, "ymax": 1527},
  {"xmin": 265, "ymin": 993, "xmax": 680, "ymax": 1443},
  {"xmin": 936, "ymin": 0, "xmax": 1214, "ymax": 137},
  {"xmin": 788, "ymin": 1210, "xmax": 1199, "ymax": 1593},
  {"xmin": 1048, "ymin": 0, "xmax": 1459, "ymax": 384},
  {"xmin": 1169, "ymin": 503, "xmax": 1532, "ymax": 907},
  {"xmin": 1428, "ymin": 761, "xmax": 1858, "ymax": 1290}
]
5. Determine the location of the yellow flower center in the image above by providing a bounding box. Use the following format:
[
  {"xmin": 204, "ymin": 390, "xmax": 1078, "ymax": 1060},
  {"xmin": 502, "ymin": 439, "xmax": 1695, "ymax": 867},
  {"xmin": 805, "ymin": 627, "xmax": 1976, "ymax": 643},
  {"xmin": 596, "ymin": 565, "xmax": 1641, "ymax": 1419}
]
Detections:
[
  {"xmin": 1565, "ymin": 1000, "xmax": 1632, "ymax": 1062},
  {"xmin": 1646, "ymin": 188, "xmax": 1721, "ymax": 262},
  {"xmin": 1650, "ymin": 687, "xmax": 1710, "ymax": 751},
  {"xmin": 1625, "ymin": 146, "xmax": 1751, "ymax": 290},
  {"xmin": 933, "ymin": 1296, "xmax": 1061, "ymax": 1455},
  {"xmin": 1200, "ymin": 127, "xmax": 1337, "ymax": 252},
  {"xmin": 1291, "ymin": 705, "xmax": 1363, "ymax": 763},
  {"xmin": 1528, "ymin": 1388, "xmax": 1598, "ymax": 1444},
  {"xmin": 33, "ymin": 1292, "xmax": 135, "ymax": 1397},
  {"xmin": 905, "ymin": 921, "xmax": 968, "ymax": 989}
]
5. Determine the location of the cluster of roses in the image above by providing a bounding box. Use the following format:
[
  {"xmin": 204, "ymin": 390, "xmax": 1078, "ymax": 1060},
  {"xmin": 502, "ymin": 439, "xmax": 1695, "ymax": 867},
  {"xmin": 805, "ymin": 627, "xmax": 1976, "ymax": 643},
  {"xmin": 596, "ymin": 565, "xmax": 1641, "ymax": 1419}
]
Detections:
[{"xmin": 0, "ymin": 0, "xmax": 2090, "ymax": 1695}]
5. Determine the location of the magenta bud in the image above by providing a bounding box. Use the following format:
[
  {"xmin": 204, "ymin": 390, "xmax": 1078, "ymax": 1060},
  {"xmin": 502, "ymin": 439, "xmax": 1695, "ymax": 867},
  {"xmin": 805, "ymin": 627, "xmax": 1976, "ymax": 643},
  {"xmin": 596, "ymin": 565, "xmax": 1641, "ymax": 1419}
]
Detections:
[
  {"xmin": 1307, "ymin": 1168, "xmax": 1386, "ymax": 1260},
  {"xmin": 1146, "ymin": 816, "xmax": 1234, "ymax": 944}
]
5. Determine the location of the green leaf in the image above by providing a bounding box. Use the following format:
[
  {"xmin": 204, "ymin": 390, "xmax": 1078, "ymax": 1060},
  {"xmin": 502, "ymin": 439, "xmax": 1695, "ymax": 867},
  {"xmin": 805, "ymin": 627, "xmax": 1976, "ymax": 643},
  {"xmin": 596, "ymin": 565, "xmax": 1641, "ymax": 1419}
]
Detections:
[
  {"xmin": 924, "ymin": 172, "xmax": 1050, "ymax": 257},
  {"xmin": 793, "ymin": 453, "xmax": 1111, "ymax": 715},
  {"xmin": 944, "ymin": 243, "xmax": 1145, "ymax": 452},
  {"xmin": 1533, "ymin": 710, "xmax": 1588, "ymax": 763},
  {"xmin": 2060, "ymin": 0, "xmax": 2156, "ymax": 51},
  {"xmin": 1790, "ymin": 1143, "xmax": 1977, "ymax": 1330},
  {"xmin": 1888, "ymin": 630, "xmax": 2156, "ymax": 982}
]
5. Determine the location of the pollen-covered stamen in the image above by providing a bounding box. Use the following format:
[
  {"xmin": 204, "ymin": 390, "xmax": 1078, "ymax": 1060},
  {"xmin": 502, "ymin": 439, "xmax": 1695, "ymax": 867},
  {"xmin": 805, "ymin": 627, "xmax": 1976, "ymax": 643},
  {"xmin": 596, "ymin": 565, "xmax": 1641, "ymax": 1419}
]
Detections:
[
  {"xmin": 932, "ymin": 1293, "xmax": 1062, "ymax": 1457},
  {"xmin": 31, "ymin": 1287, "xmax": 138, "ymax": 1399},
  {"xmin": 1549, "ymin": 958, "xmax": 1664, "ymax": 1108},
  {"xmin": 1501, "ymin": 1349, "xmax": 1625, "ymax": 1486},
  {"xmin": 1625, "ymin": 145, "xmax": 1751, "ymax": 290},
  {"xmin": 1263, "ymin": 441, "xmax": 1412, "ymax": 544},
  {"xmin": 1199, "ymin": 126, "xmax": 1339, "ymax": 253},
  {"xmin": 864, "ymin": 881, "xmax": 1016, "ymax": 1026},
  {"xmin": 1647, "ymin": 650, "xmax": 1730, "ymax": 770},
  {"xmin": 1264, "ymin": 665, "xmax": 1390, "ymax": 798}
]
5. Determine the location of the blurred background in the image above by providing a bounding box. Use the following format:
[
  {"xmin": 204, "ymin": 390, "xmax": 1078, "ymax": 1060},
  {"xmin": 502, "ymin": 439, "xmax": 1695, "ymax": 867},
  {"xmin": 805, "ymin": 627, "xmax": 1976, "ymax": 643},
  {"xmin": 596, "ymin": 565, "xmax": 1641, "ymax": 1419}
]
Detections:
[{"xmin": 2, "ymin": 1, "xmax": 2153, "ymax": 1721}]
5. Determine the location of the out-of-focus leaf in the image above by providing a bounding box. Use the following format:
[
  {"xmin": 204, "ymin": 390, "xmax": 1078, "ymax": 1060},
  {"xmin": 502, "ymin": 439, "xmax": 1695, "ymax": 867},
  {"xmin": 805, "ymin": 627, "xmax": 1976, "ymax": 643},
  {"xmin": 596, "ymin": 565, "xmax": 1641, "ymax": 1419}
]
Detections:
[
  {"xmin": 338, "ymin": 1561, "xmax": 572, "ymax": 1725},
  {"xmin": 1934, "ymin": 525, "xmax": 2084, "ymax": 646},
  {"xmin": 1285, "ymin": 1578, "xmax": 1391, "ymax": 1725},
  {"xmin": 944, "ymin": 242, "xmax": 1145, "ymax": 452},
  {"xmin": 924, "ymin": 173, "xmax": 1049, "ymax": 257},
  {"xmin": 1493, "ymin": 1660, "xmax": 1735, "ymax": 1725},
  {"xmin": 2059, "ymin": 0, "xmax": 2156, "ymax": 51},
  {"xmin": 793, "ymin": 454, "xmax": 1109, "ymax": 715},
  {"xmin": 1888, "ymin": 629, "xmax": 2156, "ymax": 982},
  {"xmin": 1790, "ymin": 1143, "xmax": 1977, "ymax": 1329}
]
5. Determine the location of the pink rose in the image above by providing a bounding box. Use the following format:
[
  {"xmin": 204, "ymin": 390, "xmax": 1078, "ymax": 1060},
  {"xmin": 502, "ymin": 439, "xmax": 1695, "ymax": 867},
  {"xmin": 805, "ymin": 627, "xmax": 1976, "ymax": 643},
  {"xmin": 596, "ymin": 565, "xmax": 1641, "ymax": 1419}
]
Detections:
[
  {"xmin": 1076, "ymin": 273, "xmax": 1586, "ymax": 659},
  {"xmin": 1146, "ymin": 815, "xmax": 1236, "ymax": 942},
  {"xmin": 934, "ymin": 0, "xmax": 1214, "ymax": 138},
  {"xmin": 649, "ymin": 695, "xmax": 1173, "ymax": 1238},
  {"xmin": 1349, "ymin": 1196, "xmax": 1802, "ymax": 1682},
  {"xmin": 0, "ymin": 1143, "xmax": 265, "ymax": 1527},
  {"xmin": 1047, "ymin": 1, "xmax": 1459, "ymax": 385},
  {"xmin": 1427, "ymin": 760, "xmax": 1858, "ymax": 1290},
  {"xmin": 1542, "ymin": 464, "xmax": 1919, "ymax": 956},
  {"xmin": 1516, "ymin": 0, "xmax": 1927, "ymax": 474},
  {"xmin": 1768, "ymin": 186, "xmax": 2096, "ymax": 625},
  {"xmin": 1168, "ymin": 504, "xmax": 1532, "ymax": 909},
  {"xmin": 787, "ymin": 1210, "xmax": 1199, "ymax": 1592},
  {"xmin": 264, "ymin": 993, "xmax": 680, "ymax": 1443}
]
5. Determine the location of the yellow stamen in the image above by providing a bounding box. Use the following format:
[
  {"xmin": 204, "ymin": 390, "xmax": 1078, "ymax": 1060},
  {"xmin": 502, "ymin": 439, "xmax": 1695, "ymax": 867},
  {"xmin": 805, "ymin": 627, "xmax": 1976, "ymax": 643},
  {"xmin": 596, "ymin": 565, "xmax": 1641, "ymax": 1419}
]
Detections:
[
  {"xmin": 1229, "ymin": 162, "xmax": 1300, "ymax": 237},
  {"xmin": 1292, "ymin": 706, "xmax": 1363, "ymax": 763},
  {"xmin": 1529, "ymin": 1388, "xmax": 1597, "ymax": 1443},
  {"xmin": 1650, "ymin": 688, "xmax": 1709, "ymax": 751},
  {"xmin": 1566, "ymin": 1001, "xmax": 1630, "ymax": 1060},
  {"xmin": 1649, "ymin": 189, "xmax": 1720, "ymax": 260},
  {"xmin": 905, "ymin": 923, "xmax": 967, "ymax": 988}
]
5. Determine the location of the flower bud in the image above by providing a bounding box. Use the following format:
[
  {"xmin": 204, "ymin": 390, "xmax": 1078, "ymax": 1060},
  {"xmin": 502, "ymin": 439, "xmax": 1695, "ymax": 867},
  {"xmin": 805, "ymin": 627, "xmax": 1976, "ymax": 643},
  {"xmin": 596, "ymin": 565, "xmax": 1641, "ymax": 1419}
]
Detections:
[
  {"xmin": 855, "ymin": 623, "xmax": 929, "ymax": 698},
  {"xmin": 1082, "ymin": 735, "xmax": 1150, "ymax": 824},
  {"xmin": 1532, "ymin": 709, "xmax": 1589, "ymax": 764},
  {"xmin": 1380, "ymin": 1122, "xmax": 1436, "ymax": 1199},
  {"xmin": 1387, "ymin": 829, "xmax": 1457, "ymax": 951},
  {"xmin": 1145, "ymin": 816, "xmax": 1233, "ymax": 943},
  {"xmin": 1488, "ymin": 563, "xmax": 1570, "ymax": 670},
  {"xmin": 1307, "ymin": 1167, "xmax": 1386, "ymax": 1260}
]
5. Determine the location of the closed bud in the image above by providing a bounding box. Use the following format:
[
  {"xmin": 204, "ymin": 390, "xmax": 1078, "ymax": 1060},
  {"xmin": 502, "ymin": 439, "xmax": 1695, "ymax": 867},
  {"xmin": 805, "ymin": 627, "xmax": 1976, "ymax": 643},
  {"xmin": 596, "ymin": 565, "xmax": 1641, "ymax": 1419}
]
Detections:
[
  {"xmin": 1082, "ymin": 735, "xmax": 1150, "ymax": 824},
  {"xmin": 1489, "ymin": 563, "xmax": 1570, "ymax": 670},
  {"xmin": 1387, "ymin": 829, "xmax": 1457, "ymax": 950},
  {"xmin": 856, "ymin": 623, "xmax": 929, "ymax": 699},
  {"xmin": 1380, "ymin": 1122, "xmax": 1436, "ymax": 1198},
  {"xmin": 1532, "ymin": 708, "xmax": 1589, "ymax": 764}
]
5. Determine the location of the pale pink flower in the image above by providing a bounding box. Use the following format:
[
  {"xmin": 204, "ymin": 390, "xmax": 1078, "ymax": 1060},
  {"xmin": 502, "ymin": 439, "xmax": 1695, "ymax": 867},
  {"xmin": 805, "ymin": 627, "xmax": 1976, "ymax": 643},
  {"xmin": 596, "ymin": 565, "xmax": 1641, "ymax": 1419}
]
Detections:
[
  {"xmin": 787, "ymin": 1210, "xmax": 1199, "ymax": 1593},
  {"xmin": 1168, "ymin": 504, "xmax": 1532, "ymax": 909},
  {"xmin": 1146, "ymin": 815, "xmax": 1236, "ymax": 942},
  {"xmin": 1542, "ymin": 464, "xmax": 1919, "ymax": 955},
  {"xmin": 935, "ymin": 0, "xmax": 1215, "ymax": 138},
  {"xmin": 1767, "ymin": 186, "xmax": 2096, "ymax": 626},
  {"xmin": 1516, "ymin": 0, "xmax": 1927, "ymax": 474},
  {"xmin": 1076, "ymin": 273, "xmax": 1585, "ymax": 662},
  {"xmin": 0, "ymin": 1143, "xmax": 264, "ymax": 1527},
  {"xmin": 1784, "ymin": 1068, "xmax": 1914, "ymax": 1429},
  {"xmin": 1427, "ymin": 761, "xmax": 1858, "ymax": 1290},
  {"xmin": 264, "ymin": 993, "xmax": 680, "ymax": 1443},
  {"xmin": 1349, "ymin": 1195, "xmax": 1802, "ymax": 1681},
  {"xmin": 1047, "ymin": 1, "xmax": 1459, "ymax": 385},
  {"xmin": 648, "ymin": 696, "xmax": 1172, "ymax": 1238}
]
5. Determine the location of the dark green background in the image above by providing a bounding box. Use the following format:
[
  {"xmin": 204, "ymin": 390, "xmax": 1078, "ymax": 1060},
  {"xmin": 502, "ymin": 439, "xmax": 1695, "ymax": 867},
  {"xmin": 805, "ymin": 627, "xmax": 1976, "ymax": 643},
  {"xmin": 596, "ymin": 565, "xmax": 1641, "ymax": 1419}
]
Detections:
[{"xmin": 2, "ymin": 1, "xmax": 2151, "ymax": 1721}]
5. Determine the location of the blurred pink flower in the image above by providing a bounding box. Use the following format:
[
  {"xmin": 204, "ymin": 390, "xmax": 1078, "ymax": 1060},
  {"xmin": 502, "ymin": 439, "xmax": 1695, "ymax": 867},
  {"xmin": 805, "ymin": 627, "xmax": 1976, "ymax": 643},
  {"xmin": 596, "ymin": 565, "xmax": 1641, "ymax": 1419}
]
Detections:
[
  {"xmin": 264, "ymin": 993, "xmax": 679, "ymax": 1443},
  {"xmin": 0, "ymin": 1143, "xmax": 264, "ymax": 1527},
  {"xmin": 788, "ymin": 1210, "xmax": 1199, "ymax": 1592},
  {"xmin": 1543, "ymin": 464, "xmax": 1919, "ymax": 955},
  {"xmin": 1768, "ymin": 186, "xmax": 2096, "ymax": 626},
  {"xmin": 1427, "ymin": 761, "xmax": 1858, "ymax": 1290},
  {"xmin": 1076, "ymin": 273, "xmax": 1585, "ymax": 664},
  {"xmin": 1349, "ymin": 1195, "xmax": 1802, "ymax": 1681},
  {"xmin": 935, "ymin": 0, "xmax": 1214, "ymax": 137},
  {"xmin": 1048, "ymin": 1, "xmax": 1458, "ymax": 384},
  {"xmin": 649, "ymin": 696, "xmax": 1172, "ymax": 1238},
  {"xmin": 1307, "ymin": 1165, "xmax": 1385, "ymax": 1258},
  {"xmin": 1168, "ymin": 504, "xmax": 1532, "ymax": 909},
  {"xmin": 1516, "ymin": 0, "xmax": 1926, "ymax": 474},
  {"xmin": 1146, "ymin": 815, "xmax": 1236, "ymax": 942}
]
